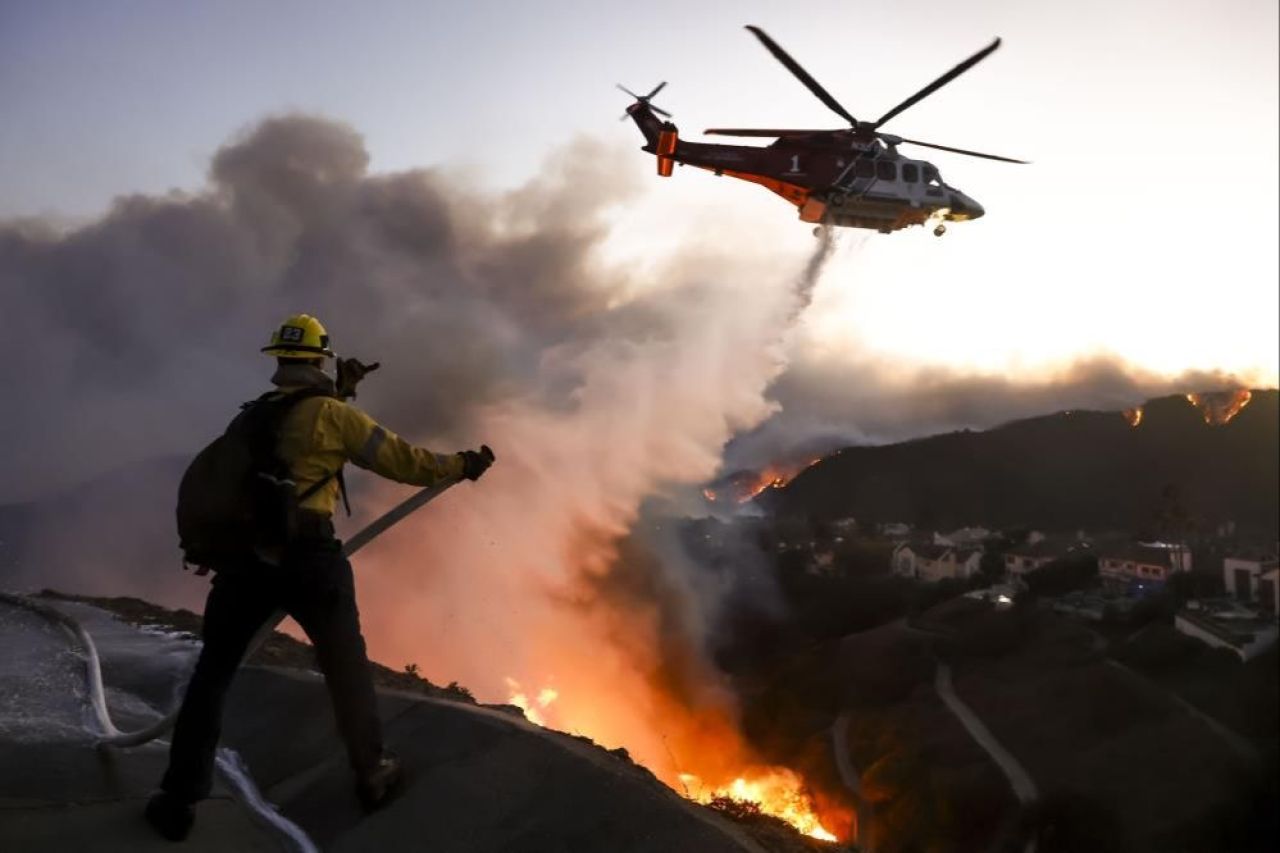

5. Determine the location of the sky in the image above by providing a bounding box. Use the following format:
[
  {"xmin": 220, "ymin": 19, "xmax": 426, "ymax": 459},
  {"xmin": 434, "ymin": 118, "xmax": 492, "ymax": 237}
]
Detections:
[
  {"xmin": 1, "ymin": 1, "xmax": 1276, "ymax": 806},
  {"xmin": 2, "ymin": 0, "xmax": 1277, "ymax": 383}
]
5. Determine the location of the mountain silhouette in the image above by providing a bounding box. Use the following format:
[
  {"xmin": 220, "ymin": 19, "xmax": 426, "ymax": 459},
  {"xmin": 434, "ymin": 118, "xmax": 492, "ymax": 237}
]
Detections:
[{"xmin": 768, "ymin": 390, "xmax": 1278, "ymax": 537}]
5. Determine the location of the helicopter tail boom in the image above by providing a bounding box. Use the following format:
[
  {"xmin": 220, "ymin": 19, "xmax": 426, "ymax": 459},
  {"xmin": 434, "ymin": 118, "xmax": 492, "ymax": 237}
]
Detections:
[
  {"xmin": 623, "ymin": 96, "xmax": 680, "ymax": 177},
  {"xmin": 625, "ymin": 98, "xmax": 668, "ymax": 147}
]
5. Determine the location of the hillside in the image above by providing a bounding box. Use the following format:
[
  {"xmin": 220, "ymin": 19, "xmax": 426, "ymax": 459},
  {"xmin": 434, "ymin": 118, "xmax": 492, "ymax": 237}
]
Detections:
[
  {"xmin": 736, "ymin": 599, "xmax": 1277, "ymax": 852},
  {"xmin": 0, "ymin": 594, "xmax": 833, "ymax": 853},
  {"xmin": 769, "ymin": 390, "xmax": 1278, "ymax": 536}
]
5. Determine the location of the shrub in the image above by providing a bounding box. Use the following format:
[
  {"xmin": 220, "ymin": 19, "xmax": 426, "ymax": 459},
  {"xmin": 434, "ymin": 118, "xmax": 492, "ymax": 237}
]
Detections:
[{"xmin": 443, "ymin": 681, "xmax": 474, "ymax": 702}]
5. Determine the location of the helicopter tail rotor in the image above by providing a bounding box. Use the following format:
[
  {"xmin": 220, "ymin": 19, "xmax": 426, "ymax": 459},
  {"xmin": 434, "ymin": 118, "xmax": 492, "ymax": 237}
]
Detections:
[{"xmin": 618, "ymin": 82, "xmax": 672, "ymax": 120}]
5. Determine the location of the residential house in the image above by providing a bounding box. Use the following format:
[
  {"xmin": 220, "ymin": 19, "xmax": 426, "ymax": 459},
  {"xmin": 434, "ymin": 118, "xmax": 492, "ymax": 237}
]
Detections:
[
  {"xmin": 1004, "ymin": 540, "xmax": 1065, "ymax": 576},
  {"xmin": 892, "ymin": 543, "xmax": 915, "ymax": 577},
  {"xmin": 879, "ymin": 522, "xmax": 912, "ymax": 539},
  {"xmin": 936, "ymin": 526, "xmax": 991, "ymax": 548},
  {"xmin": 1003, "ymin": 536, "xmax": 1093, "ymax": 577},
  {"xmin": 894, "ymin": 543, "xmax": 982, "ymax": 582},
  {"xmin": 1223, "ymin": 552, "xmax": 1280, "ymax": 614},
  {"xmin": 1098, "ymin": 542, "xmax": 1192, "ymax": 588},
  {"xmin": 1175, "ymin": 599, "xmax": 1279, "ymax": 662}
]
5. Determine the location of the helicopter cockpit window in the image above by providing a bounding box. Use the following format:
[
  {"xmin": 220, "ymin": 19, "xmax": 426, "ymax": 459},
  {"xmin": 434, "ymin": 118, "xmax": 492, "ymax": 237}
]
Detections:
[
  {"xmin": 876, "ymin": 161, "xmax": 896, "ymax": 181},
  {"xmin": 924, "ymin": 166, "xmax": 942, "ymax": 187},
  {"xmin": 854, "ymin": 159, "xmax": 875, "ymax": 178},
  {"xmin": 902, "ymin": 164, "xmax": 919, "ymax": 183}
]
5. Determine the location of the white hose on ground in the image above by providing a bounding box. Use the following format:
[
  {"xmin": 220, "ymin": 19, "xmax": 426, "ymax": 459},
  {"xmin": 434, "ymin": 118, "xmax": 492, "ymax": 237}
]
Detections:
[
  {"xmin": 0, "ymin": 589, "xmax": 320, "ymax": 853},
  {"xmin": 104, "ymin": 477, "xmax": 462, "ymax": 747},
  {"xmin": 0, "ymin": 475, "xmax": 459, "ymax": 741},
  {"xmin": 0, "ymin": 471, "xmax": 467, "ymax": 850},
  {"xmin": 214, "ymin": 748, "xmax": 320, "ymax": 853}
]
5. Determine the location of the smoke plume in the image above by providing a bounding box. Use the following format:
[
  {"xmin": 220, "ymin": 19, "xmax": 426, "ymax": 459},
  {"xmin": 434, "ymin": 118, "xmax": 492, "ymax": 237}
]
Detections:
[
  {"xmin": 724, "ymin": 352, "xmax": 1266, "ymax": 473},
  {"xmin": 2, "ymin": 113, "xmax": 1261, "ymax": 825},
  {"xmin": 0, "ymin": 114, "xmax": 835, "ymax": 793}
]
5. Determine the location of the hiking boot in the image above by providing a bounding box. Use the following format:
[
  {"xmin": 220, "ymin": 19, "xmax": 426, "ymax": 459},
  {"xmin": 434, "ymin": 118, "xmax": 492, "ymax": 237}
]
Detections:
[
  {"xmin": 145, "ymin": 791, "xmax": 195, "ymax": 841},
  {"xmin": 356, "ymin": 752, "xmax": 403, "ymax": 811}
]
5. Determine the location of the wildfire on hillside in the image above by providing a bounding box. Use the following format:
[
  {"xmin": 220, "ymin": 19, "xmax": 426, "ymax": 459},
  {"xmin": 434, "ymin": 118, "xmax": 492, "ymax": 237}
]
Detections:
[
  {"xmin": 505, "ymin": 677, "xmax": 560, "ymax": 726},
  {"xmin": 507, "ymin": 680, "xmax": 846, "ymax": 842},
  {"xmin": 1185, "ymin": 389, "xmax": 1253, "ymax": 425},
  {"xmin": 704, "ymin": 457, "xmax": 823, "ymax": 505},
  {"xmin": 680, "ymin": 770, "xmax": 840, "ymax": 842},
  {"xmin": 1123, "ymin": 406, "xmax": 1144, "ymax": 427}
]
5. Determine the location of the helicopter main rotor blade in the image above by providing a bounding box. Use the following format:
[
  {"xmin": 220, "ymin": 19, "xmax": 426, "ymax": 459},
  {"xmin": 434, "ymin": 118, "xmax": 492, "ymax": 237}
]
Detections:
[
  {"xmin": 646, "ymin": 81, "xmax": 668, "ymax": 99},
  {"xmin": 616, "ymin": 83, "xmax": 641, "ymax": 99},
  {"xmin": 873, "ymin": 38, "xmax": 1002, "ymax": 129},
  {"xmin": 898, "ymin": 135, "xmax": 1029, "ymax": 164},
  {"xmin": 704, "ymin": 127, "xmax": 839, "ymax": 137},
  {"xmin": 745, "ymin": 25, "xmax": 859, "ymax": 128}
]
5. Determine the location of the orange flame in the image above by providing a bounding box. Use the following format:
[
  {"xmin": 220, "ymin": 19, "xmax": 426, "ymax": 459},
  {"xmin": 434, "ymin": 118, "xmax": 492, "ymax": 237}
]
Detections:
[
  {"xmin": 1122, "ymin": 406, "xmax": 1143, "ymax": 427},
  {"xmin": 738, "ymin": 468, "xmax": 792, "ymax": 503},
  {"xmin": 505, "ymin": 677, "xmax": 559, "ymax": 727},
  {"xmin": 355, "ymin": 410, "xmax": 849, "ymax": 845},
  {"xmin": 680, "ymin": 769, "xmax": 840, "ymax": 841},
  {"xmin": 505, "ymin": 679, "xmax": 845, "ymax": 841},
  {"xmin": 1185, "ymin": 389, "xmax": 1253, "ymax": 425},
  {"xmin": 706, "ymin": 457, "xmax": 822, "ymax": 504}
]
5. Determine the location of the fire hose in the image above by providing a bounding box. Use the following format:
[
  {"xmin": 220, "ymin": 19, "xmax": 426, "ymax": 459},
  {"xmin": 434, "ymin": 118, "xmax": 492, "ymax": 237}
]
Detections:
[
  {"xmin": 0, "ymin": 465, "xmax": 486, "ymax": 853},
  {"xmin": 0, "ymin": 466, "xmax": 476, "ymax": 748}
]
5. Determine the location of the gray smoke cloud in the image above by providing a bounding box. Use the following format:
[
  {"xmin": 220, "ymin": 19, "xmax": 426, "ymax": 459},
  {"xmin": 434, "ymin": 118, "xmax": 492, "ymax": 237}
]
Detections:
[
  {"xmin": 724, "ymin": 352, "xmax": 1260, "ymax": 472},
  {"xmin": 0, "ymin": 114, "xmax": 845, "ymax": 801},
  {"xmin": 4, "ymin": 112, "xmax": 1265, "ymax": 821},
  {"xmin": 0, "ymin": 113, "xmax": 814, "ymax": 663},
  {"xmin": 0, "ymin": 116, "xmax": 644, "ymax": 502}
]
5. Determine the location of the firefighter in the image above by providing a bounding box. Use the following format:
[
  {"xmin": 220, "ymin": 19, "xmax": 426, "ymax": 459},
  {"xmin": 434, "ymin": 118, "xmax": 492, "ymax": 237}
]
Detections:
[{"xmin": 146, "ymin": 314, "xmax": 492, "ymax": 840}]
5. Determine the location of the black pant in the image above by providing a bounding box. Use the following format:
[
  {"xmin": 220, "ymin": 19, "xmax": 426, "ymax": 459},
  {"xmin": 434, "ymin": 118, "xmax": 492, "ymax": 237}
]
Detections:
[{"xmin": 160, "ymin": 536, "xmax": 383, "ymax": 802}]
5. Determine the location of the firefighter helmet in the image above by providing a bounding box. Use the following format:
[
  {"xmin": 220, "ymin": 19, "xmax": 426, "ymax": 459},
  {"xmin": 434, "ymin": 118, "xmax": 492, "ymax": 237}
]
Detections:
[{"xmin": 261, "ymin": 314, "xmax": 335, "ymax": 358}]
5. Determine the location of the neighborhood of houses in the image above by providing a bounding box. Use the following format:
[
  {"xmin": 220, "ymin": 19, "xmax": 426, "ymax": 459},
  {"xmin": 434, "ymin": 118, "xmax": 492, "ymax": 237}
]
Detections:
[
  {"xmin": 873, "ymin": 522, "xmax": 1278, "ymax": 662},
  {"xmin": 695, "ymin": 512, "xmax": 1278, "ymax": 663}
]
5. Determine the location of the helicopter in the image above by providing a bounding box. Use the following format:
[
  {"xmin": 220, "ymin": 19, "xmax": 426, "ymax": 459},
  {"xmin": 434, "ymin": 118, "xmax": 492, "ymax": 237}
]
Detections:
[{"xmin": 621, "ymin": 26, "xmax": 1027, "ymax": 236}]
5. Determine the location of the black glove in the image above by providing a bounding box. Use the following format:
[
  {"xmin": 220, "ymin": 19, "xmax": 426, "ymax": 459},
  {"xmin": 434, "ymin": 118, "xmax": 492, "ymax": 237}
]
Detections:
[
  {"xmin": 335, "ymin": 358, "xmax": 381, "ymax": 400},
  {"xmin": 459, "ymin": 445, "xmax": 495, "ymax": 481}
]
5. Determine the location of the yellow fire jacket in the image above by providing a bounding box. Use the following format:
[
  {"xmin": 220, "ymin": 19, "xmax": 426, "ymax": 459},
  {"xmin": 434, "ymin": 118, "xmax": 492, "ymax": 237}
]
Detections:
[{"xmin": 276, "ymin": 389, "xmax": 465, "ymax": 517}]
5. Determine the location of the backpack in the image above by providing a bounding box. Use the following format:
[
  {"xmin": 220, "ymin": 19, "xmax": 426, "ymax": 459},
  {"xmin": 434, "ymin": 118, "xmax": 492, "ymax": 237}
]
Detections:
[{"xmin": 176, "ymin": 388, "xmax": 342, "ymax": 572}]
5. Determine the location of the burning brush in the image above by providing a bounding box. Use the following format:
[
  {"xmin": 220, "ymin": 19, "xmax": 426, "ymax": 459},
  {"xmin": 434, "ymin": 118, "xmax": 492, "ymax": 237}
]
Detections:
[
  {"xmin": 703, "ymin": 457, "xmax": 824, "ymax": 506},
  {"xmin": 505, "ymin": 679, "xmax": 846, "ymax": 842},
  {"xmin": 681, "ymin": 770, "xmax": 840, "ymax": 841},
  {"xmin": 1185, "ymin": 389, "xmax": 1253, "ymax": 425}
]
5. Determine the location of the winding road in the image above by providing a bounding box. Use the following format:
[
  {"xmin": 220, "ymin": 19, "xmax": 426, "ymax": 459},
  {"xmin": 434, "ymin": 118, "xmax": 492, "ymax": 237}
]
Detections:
[
  {"xmin": 828, "ymin": 617, "xmax": 1040, "ymax": 852},
  {"xmin": 934, "ymin": 662, "xmax": 1038, "ymax": 805}
]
